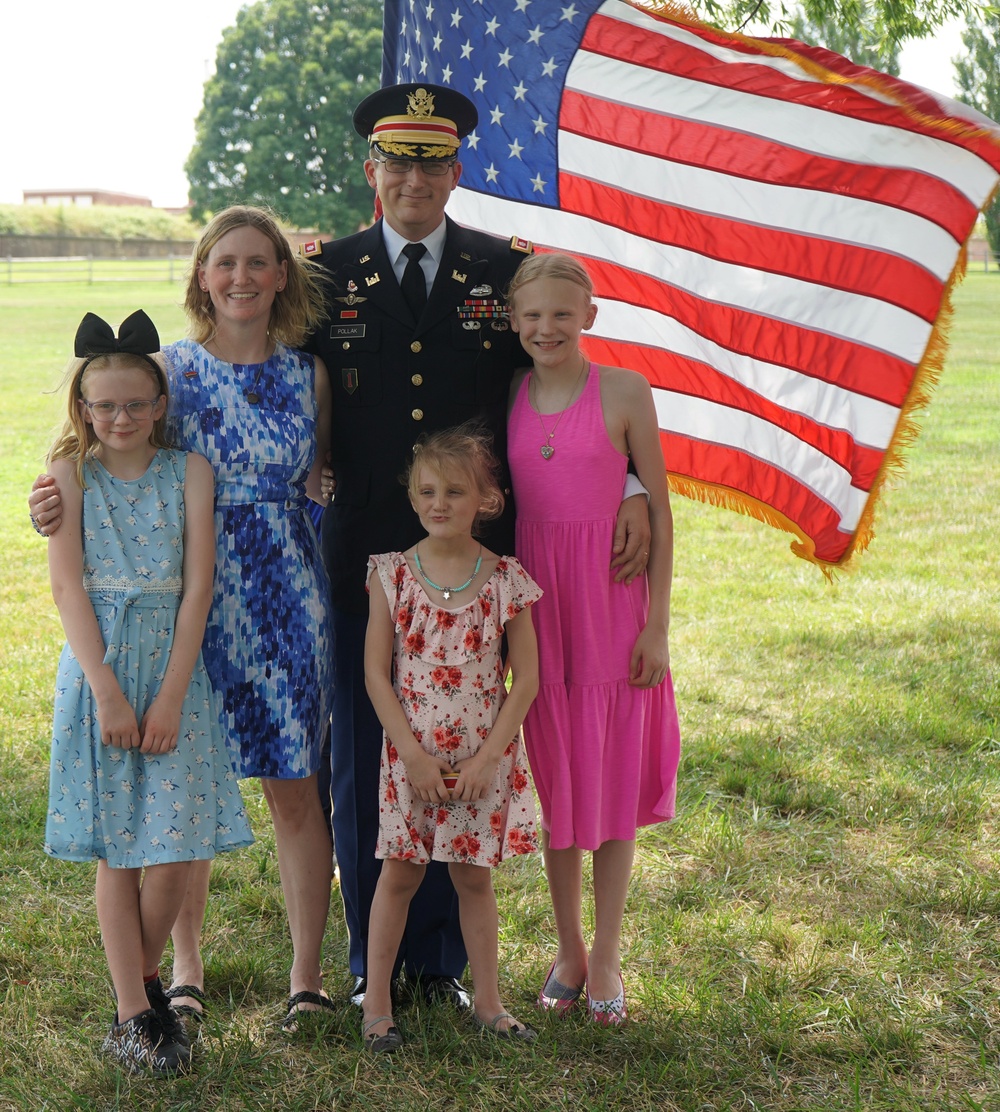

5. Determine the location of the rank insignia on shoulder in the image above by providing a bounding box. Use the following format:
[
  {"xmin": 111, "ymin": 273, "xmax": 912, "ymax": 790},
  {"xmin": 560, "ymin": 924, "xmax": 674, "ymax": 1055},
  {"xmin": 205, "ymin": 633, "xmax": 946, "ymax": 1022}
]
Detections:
[
  {"xmin": 299, "ymin": 239, "xmax": 323, "ymax": 258},
  {"xmin": 510, "ymin": 236, "xmax": 533, "ymax": 254}
]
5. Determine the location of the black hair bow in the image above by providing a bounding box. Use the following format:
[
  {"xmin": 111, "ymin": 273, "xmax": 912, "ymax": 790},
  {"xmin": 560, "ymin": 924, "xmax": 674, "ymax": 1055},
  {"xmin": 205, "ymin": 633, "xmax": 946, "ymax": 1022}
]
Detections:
[{"xmin": 75, "ymin": 310, "xmax": 160, "ymax": 359}]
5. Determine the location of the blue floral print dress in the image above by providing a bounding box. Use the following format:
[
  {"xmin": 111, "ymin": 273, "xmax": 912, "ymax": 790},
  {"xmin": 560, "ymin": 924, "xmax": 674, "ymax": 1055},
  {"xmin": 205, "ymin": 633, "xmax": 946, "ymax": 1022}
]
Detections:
[
  {"xmin": 45, "ymin": 449, "xmax": 253, "ymax": 868},
  {"xmin": 162, "ymin": 340, "xmax": 333, "ymax": 780}
]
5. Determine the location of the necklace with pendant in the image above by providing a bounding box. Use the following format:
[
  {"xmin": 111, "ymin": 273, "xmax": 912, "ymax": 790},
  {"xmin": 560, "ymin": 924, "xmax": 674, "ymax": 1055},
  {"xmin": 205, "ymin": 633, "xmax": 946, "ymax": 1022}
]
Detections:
[
  {"xmin": 244, "ymin": 363, "xmax": 265, "ymax": 405},
  {"xmin": 414, "ymin": 545, "xmax": 483, "ymax": 601},
  {"xmin": 206, "ymin": 337, "xmax": 273, "ymax": 404},
  {"xmin": 531, "ymin": 355, "xmax": 588, "ymax": 460}
]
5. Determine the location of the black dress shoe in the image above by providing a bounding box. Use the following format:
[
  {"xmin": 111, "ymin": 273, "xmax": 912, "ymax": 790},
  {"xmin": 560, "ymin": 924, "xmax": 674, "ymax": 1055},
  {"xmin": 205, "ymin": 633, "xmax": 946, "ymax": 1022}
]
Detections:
[
  {"xmin": 417, "ymin": 975, "xmax": 471, "ymax": 1010},
  {"xmin": 349, "ymin": 975, "xmax": 401, "ymax": 1007}
]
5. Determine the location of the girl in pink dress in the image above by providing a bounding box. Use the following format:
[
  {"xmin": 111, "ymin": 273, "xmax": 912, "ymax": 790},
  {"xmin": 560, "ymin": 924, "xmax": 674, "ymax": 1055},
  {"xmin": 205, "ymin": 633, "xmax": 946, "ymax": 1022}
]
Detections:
[
  {"xmin": 506, "ymin": 253, "xmax": 681, "ymax": 1025},
  {"xmin": 363, "ymin": 425, "xmax": 542, "ymax": 1052}
]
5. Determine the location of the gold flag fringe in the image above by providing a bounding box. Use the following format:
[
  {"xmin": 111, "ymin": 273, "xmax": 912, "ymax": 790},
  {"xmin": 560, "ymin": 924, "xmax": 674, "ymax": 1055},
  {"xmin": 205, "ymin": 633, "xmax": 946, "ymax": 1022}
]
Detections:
[{"xmin": 628, "ymin": 0, "xmax": 1000, "ymax": 573}]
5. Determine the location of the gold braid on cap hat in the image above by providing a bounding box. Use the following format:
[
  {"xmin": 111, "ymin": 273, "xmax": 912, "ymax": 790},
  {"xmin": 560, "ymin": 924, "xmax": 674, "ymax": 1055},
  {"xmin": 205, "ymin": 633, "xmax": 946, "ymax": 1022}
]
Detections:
[{"xmin": 370, "ymin": 88, "xmax": 461, "ymax": 158}]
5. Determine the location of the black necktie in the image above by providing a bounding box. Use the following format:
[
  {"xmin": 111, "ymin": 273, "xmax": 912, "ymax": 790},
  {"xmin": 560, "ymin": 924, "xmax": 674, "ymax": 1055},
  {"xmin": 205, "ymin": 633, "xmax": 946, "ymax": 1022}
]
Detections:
[{"xmin": 401, "ymin": 242, "xmax": 427, "ymax": 318}]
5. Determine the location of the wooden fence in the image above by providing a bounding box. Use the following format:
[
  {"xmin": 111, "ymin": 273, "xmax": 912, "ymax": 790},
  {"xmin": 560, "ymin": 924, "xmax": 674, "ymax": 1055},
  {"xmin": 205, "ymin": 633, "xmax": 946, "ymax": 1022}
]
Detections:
[{"xmin": 2, "ymin": 255, "xmax": 192, "ymax": 285}]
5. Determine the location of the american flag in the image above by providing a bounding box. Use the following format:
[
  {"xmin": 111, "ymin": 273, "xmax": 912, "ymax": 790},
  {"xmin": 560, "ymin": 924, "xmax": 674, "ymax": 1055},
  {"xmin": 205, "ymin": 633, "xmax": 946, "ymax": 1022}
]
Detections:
[{"xmin": 382, "ymin": 0, "xmax": 1000, "ymax": 569}]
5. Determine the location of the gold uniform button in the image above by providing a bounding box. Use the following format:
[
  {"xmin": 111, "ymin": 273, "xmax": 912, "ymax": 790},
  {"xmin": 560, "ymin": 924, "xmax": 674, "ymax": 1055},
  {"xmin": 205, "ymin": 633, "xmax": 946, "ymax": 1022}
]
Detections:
[
  {"xmin": 342, "ymin": 341, "xmax": 350, "ymax": 350},
  {"xmin": 411, "ymin": 408, "xmax": 424, "ymax": 421},
  {"xmin": 483, "ymin": 340, "xmax": 492, "ymax": 350},
  {"xmin": 410, "ymin": 340, "xmax": 422, "ymax": 353},
  {"xmin": 411, "ymin": 373, "xmax": 423, "ymax": 386}
]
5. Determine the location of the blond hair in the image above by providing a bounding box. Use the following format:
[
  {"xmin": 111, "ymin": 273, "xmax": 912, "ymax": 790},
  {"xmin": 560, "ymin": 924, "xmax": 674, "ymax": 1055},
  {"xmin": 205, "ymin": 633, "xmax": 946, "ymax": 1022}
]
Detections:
[
  {"xmin": 405, "ymin": 422, "xmax": 504, "ymax": 532},
  {"xmin": 506, "ymin": 251, "xmax": 594, "ymax": 309},
  {"xmin": 47, "ymin": 353, "xmax": 171, "ymax": 488},
  {"xmin": 184, "ymin": 205, "xmax": 327, "ymax": 347}
]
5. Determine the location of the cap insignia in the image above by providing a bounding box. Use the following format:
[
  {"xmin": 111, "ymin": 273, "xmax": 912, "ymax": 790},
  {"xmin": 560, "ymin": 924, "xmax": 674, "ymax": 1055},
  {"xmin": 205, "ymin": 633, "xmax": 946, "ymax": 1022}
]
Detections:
[{"xmin": 408, "ymin": 88, "xmax": 436, "ymax": 119}]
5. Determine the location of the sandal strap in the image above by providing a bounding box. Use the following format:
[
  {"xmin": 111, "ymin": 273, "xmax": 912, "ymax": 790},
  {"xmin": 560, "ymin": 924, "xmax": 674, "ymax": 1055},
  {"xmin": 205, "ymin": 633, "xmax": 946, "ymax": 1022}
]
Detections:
[
  {"xmin": 363, "ymin": 1015, "xmax": 395, "ymax": 1034},
  {"xmin": 489, "ymin": 1012, "xmax": 515, "ymax": 1031},
  {"xmin": 286, "ymin": 990, "xmax": 335, "ymax": 1014},
  {"xmin": 164, "ymin": 984, "xmax": 206, "ymax": 1005}
]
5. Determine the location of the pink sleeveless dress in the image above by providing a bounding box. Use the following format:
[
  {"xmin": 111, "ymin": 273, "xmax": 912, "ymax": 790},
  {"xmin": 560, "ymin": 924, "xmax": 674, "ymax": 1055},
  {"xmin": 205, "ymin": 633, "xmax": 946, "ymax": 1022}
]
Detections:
[{"xmin": 508, "ymin": 364, "xmax": 680, "ymax": 851}]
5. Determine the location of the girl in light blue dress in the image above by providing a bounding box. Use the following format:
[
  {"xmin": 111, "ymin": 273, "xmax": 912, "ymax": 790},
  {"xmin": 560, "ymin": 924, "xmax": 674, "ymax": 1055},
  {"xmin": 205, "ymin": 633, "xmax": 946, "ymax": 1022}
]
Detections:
[{"xmin": 44, "ymin": 310, "xmax": 253, "ymax": 1076}]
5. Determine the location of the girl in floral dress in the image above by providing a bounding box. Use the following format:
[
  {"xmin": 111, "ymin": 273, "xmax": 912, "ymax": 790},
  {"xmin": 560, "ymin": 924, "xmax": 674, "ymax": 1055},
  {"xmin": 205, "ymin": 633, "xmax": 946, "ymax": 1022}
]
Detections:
[{"xmin": 362, "ymin": 424, "xmax": 542, "ymax": 1052}]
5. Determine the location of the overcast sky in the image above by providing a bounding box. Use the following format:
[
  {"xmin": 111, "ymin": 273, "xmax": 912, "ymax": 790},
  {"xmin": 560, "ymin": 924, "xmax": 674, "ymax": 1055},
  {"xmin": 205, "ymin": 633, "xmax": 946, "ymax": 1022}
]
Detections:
[{"xmin": 0, "ymin": 2, "xmax": 967, "ymax": 211}]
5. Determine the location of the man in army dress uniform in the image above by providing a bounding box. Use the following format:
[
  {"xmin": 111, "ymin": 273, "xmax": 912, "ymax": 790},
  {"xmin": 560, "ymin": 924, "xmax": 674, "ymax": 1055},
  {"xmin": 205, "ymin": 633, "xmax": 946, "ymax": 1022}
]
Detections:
[{"xmin": 306, "ymin": 83, "xmax": 650, "ymax": 1007}]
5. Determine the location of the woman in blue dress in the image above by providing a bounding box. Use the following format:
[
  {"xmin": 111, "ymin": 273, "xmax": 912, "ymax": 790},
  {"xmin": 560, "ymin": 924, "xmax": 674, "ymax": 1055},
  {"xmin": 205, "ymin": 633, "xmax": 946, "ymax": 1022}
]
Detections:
[{"xmin": 162, "ymin": 206, "xmax": 336, "ymax": 1028}]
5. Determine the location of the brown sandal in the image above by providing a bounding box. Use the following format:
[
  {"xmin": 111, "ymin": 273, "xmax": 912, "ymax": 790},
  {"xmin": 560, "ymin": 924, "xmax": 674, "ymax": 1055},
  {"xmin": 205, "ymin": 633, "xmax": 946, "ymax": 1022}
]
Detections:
[
  {"xmin": 363, "ymin": 1014, "xmax": 403, "ymax": 1053},
  {"xmin": 282, "ymin": 990, "xmax": 336, "ymax": 1032},
  {"xmin": 164, "ymin": 984, "xmax": 206, "ymax": 1024}
]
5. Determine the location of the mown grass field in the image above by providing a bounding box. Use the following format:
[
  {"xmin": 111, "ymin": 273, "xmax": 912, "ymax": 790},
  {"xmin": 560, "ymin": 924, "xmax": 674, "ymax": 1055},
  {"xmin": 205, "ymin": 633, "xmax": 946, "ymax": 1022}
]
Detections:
[{"xmin": 1, "ymin": 274, "xmax": 998, "ymax": 1111}]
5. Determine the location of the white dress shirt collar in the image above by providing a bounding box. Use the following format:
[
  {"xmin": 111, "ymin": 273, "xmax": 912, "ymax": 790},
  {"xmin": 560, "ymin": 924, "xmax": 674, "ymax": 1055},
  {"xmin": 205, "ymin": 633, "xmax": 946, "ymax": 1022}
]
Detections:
[{"xmin": 382, "ymin": 218, "xmax": 448, "ymax": 285}]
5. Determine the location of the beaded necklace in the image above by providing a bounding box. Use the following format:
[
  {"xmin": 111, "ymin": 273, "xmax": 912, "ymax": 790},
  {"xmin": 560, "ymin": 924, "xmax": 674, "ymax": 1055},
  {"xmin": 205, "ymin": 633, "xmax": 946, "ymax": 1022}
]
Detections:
[{"xmin": 414, "ymin": 545, "xmax": 483, "ymax": 601}]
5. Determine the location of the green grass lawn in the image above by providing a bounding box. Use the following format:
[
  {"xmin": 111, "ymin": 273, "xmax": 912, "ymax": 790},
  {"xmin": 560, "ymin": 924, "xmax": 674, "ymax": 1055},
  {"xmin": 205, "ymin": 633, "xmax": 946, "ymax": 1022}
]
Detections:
[{"xmin": 1, "ymin": 275, "xmax": 998, "ymax": 1111}]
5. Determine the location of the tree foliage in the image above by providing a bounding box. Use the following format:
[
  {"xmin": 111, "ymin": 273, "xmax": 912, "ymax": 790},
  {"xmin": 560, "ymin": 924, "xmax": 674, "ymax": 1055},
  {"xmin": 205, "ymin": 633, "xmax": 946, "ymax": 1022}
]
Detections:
[
  {"xmin": 0, "ymin": 205, "xmax": 198, "ymax": 240},
  {"xmin": 690, "ymin": 0, "xmax": 983, "ymax": 47},
  {"xmin": 954, "ymin": 11, "xmax": 1000, "ymax": 261},
  {"xmin": 186, "ymin": 0, "xmax": 382, "ymax": 234},
  {"xmin": 787, "ymin": 3, "xmax": 901, "ymax": 71}
]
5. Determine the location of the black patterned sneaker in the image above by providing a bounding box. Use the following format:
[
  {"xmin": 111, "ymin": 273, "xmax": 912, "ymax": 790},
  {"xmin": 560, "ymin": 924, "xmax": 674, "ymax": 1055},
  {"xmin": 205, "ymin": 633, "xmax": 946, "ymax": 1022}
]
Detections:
[
  {"xmin": 102, "ymin": 1007, "xmax": 191, "ymax": 1075},
  {"xmin": 145, "ymin": 976, "xmax": 192, "ymax": 1049}
]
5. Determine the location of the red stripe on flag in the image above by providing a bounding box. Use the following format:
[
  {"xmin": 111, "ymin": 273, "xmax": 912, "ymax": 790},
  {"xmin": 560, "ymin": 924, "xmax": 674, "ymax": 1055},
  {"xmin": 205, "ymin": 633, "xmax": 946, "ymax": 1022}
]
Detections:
[
  {"xmin": 662, "ymin": 433, "xmax": 851, "ymax": 564},
  {"xmin": 559, "ymin": 173, "xmax": 944, "ymax": 322},
  {"xmin": 559, "ymin": 90, "xmax": 976, "ymax": 243}
]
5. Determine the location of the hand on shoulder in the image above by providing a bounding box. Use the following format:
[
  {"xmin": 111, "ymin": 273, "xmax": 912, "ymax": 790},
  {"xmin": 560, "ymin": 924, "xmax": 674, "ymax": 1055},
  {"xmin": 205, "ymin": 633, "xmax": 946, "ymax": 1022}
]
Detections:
[{"xmin": 48, "ymin": 457, "xmax": 79, "ymax": 489}]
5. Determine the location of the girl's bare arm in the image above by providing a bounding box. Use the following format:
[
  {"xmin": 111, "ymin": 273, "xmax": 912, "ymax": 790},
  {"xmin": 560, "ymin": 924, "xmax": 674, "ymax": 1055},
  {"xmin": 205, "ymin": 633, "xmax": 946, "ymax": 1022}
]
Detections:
[
  {"xmin": 47, "ymin": 459, "xmax": 139, "ymax": 747},
  {"xmin": 616, "ymin": 369, "xmax": 673, "ymax": 687},
  {"xmin": 453, "ymin": 604, "xmax": 539, "ymax": 801},
  {"xmin": 139, "ymin": 453, "xmax": 216, "ymax": 753},
  {"xmin": 364, "ymin": 575, "xmax": 452, "ymax": 802}
]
